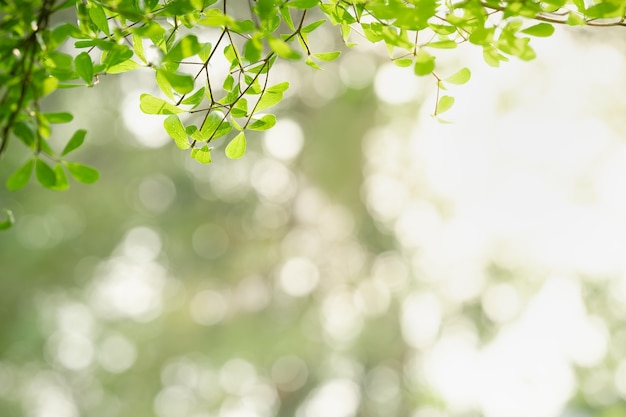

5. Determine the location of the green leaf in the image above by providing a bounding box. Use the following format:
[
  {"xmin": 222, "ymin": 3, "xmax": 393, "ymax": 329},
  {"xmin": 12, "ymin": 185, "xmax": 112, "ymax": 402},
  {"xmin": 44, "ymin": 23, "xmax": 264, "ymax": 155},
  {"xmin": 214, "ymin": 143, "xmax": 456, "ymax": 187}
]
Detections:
[
  {"xmin": 0, "ymin": 210, "xmax": 14, "ymax": 231},
  {"xmin": 164, "ymin": 115, "xmax": 190, "ymax": 149},
  {"xmin": 74, "ymin": 52, "xmax": 93, "ymax": 83},
  {"xmin": 181, "ymin": 87, "xmax": 206, "ymax": 106},
  {"xmin": 198, "ymin": 42, "xmax": 213, "ymax": 61},
  {"xmin": 6, "ymin": 159, "xmax": 34, "ymax": 191},
  {"xmin": 51, "ymin": 164, "xmax": 69, "ymax": 191},
  {"xmin": 65, "ymin": 162, "xmax": 100, "ymax": 184},
  {"xmin": 156, "ymin": 70, "xmax": 174, "ymax": 100},
  {"xmin": 44, "ymin": 112, "xmax": 73, "ymax": 124},
  {"xmin": 198, "ymin": 112, "xmax": 232, "ymax": 140},
  {"xmin": 313, "ymin": 51, "xmax": 341, "ymax": 61},
  {"xmin": 436, "ymin": 95, "xmax": 455, "ymax": 114},
  {"xmin": 414, "ymin": 49, "xmax": 435, "ymax": 75},
  {"xmin": 225, "ymin": 132, "xmax": 246, "ymax": 159},
  {"xmin": 305, "ymin": 56, "xmax": 322, "ymax": 70},
  {"xmin": 191, "ymin": 145, "xmax": 212, "ymax": 164},
  {"xmin": 139, "ymin": 94, "xmax": 184, "ymax": 115},
  {"xmin": 162, "ymin": 71, "xmax": 194, "ymax": 94},
  {"xmin": 302, "ymin": 19, "xmax": 326, "ymax": 34},
  {"xmin": 288, "ymin": 0, "xmax": 319, "ymax": 8},
  {"xmin": 61, "ymin": 129, "xmax": 87, "ymax": 156},
  {"xmin": 445, "ymin": 67, "xmax": 471, "ymax": 85},
  {"xmin": 256, "ymin": 82, "xmax": 289, "ymax": 112},
  {"xmin": 88, "ymin": 4, "xmax": 110, "ymax": 36},
  {"xmin": 248, "ymin": 114, "xmax": 276, "ymax": 130},
  {"xmin": 427, "ymin": 40, "xmax": 457, "ymax": 49},
  {"xmin": 521, "ymin": 23, "xmax": 555, "ymax": 37},
  {"xmin": 165, "ymin": 35, "xmax": 201, "ymax": 61},
  {"xmin": 393, "ymin": 58, "xmax": 413, "ymax": 67},
  {"xmin": 106, "ymin": 59, "xmax": 141, "ymax": 74},
  {"xmin": 268, "ymin": 37, "xmax": 300, "ymax": 60},
  {"xmin": 36, "ymin": 159, "xmax": 57, "ymax": 188}
]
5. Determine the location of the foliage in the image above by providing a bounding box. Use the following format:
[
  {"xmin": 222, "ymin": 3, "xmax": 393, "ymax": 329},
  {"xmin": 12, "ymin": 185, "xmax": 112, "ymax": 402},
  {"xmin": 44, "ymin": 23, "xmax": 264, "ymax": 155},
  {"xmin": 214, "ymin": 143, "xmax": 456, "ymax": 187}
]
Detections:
[{"xmin": 1, "ymin": 0, "xmax": 626, "ymax": 228}]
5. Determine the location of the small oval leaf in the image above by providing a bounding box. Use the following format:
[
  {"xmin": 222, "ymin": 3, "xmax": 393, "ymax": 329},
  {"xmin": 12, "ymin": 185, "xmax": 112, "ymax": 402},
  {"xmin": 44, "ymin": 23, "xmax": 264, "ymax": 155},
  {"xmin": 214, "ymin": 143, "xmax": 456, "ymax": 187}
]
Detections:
[{"xmin": 225, "ymin": 132, "xmax": 246, "ymax": 159}]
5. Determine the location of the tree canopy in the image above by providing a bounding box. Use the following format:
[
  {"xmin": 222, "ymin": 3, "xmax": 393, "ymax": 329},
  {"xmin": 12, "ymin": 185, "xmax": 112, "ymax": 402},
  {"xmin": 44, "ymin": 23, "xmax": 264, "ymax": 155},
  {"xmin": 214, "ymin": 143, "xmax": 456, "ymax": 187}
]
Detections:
[{"xmin": 0, "ymin": 0, "xmax": 625, "ymax": 229}]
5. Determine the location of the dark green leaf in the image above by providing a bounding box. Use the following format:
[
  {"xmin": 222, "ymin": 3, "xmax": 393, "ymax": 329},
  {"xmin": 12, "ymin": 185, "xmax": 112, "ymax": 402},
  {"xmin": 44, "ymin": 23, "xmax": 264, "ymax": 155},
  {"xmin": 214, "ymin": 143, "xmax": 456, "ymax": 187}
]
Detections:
[
  {"xmin": 0, "ymin": 210, "xmax": 14, "ymax": 231},
  {"xmin": 74, "ymin": 52, "xmax": 94, "ymax": 83},
  {"xmin": 61, "ymin": 129, "xmax": 87, "ymax": 156},
  {"xmin": 36, "ymin": 159, "xmax": 57, "ymax": 188}
]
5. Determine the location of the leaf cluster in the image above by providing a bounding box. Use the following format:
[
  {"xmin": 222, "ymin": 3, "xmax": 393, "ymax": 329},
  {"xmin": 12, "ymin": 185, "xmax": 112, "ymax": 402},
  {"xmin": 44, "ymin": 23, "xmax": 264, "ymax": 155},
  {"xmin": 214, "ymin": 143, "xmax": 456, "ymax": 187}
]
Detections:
[{"xmin": 0, "ymin": 0, "xmax": 625, "ymax": 229}]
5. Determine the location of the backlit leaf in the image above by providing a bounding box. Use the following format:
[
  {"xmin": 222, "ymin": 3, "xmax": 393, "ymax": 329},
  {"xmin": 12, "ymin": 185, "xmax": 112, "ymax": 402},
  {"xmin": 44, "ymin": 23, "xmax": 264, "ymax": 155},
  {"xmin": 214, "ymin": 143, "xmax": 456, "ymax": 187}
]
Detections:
[
  {"xmin": 248, "ymin": 114, "xmax": 276, "ymax": 130},
  {"xmin": 225, "ymin": 132, "xmax": 246, "ymax": 159},
  {"xmin": 445, "ymin": 67, "xmax": 471, "ymax": 85},
  {"xmin": 139, "ymin": 94, "xmax": 183, "ymax": 115},
  {"xmin": 436, "ymin": 95, "xmax": 455, "ymax": 114},
  {"xmin": 65, "ymin": 162, "xmax": 100, "ymax": 184},
  {"xmin": 164, "ymin": 115, "xmax": 190, "ymax": 149}
]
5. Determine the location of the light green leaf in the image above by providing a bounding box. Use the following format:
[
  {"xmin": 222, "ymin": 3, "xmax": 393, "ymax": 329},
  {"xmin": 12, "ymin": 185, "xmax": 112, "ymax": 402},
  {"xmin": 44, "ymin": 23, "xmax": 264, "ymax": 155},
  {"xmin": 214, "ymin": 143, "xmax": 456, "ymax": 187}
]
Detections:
[
  {"xmin": 313, "ymin": 51, "xmax": 341, "ymax": 61},
  {"xmin": 139, "ymin": 94, "xmax": 184, "ymax": 115},
  {"xmin": 256, "ymin": 82, "xmax": 289, "ymax": 111},
  {"xmin": 106, "ymin": 59, "xmax": 141, "ymax": 74},
  {"xmin": 0, "ymin": 210, "xmax": 14, "ymax": 231},
  {"xmin": 74, "ymin": 52, "xmax": 93, "ymax": 83},
  {"xmin": 427, "ymin": 40, "xmax": 457, "ymax": 49},
  {"xmin": 248, "ymin": 114, "xmax": 276, "ymax": 130},
  {"xmin": 287, "ymin": 0, "xmax": 319, "ymax": 8},
  {"xmin": 6, "ymin": 159, "xmax": 34, "ymax": 191},
  {"xmin": 65, "ymin": 162, "xmax": 100, "ymax": 184},
  {"xmin": 521, "ymin": 23, "xmax": 555, "ymax": 37},
  {"xmin": 61, "ymin": 129, "xmax": 87, "ymax": 156},
  {"xmin": 198, "ymin": 112, "xmax": 232, "ymax": 140},
  {"xmin": 41, "ymin": 76, "xmax": 58, "ymax": 96},
  {"xmin": 36, "ymin": 159, "xmax": 57, "ymax": 188},
  {"xmin": 305, "ymin": 56, "xmax": 322, "ymax": 70},
  {"xmin": 302, "ymin": 19, "xmax": 326, "ymax": 33},
  {"xmin": 164, "ymin": 115, "xmax": 190, "ymax": 149},
  {"xmin": 445, "ymin": 67, "xmax": 471, "ymax": 85},
  {"xmin": 191, "ymin": 145, "xmax": 212, "ymax": 164},
  {"xmin": 181, "ymin": 87, "xmax": 206, "ymax": 106},
  {"xmin": 268, "ymin": 37, "xmax": 300, "ymax": 59},
  {"xmin": 414, "ymin": 49, "xmax": 435, "ymax": 75},
  {"xmin": 44, "ymin": 112, "xmax": 73, "ymax": 124},
  {"xmin": 225, "ymin": 132, "xmax": 246, "ymax": 159},
  {"xmin": 436, "ymin": 95, "xmax": 455, "ymax": 114},
  {"xmin": 393, "ymin": 58, "xmax": 413, "ymax": 67}
]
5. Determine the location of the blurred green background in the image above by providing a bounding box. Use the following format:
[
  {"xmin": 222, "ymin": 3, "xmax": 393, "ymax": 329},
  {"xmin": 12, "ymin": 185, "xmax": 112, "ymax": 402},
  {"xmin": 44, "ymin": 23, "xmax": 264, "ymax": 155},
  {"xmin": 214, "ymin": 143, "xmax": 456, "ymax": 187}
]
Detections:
[{"xmin": 2, "ymin": 21, "xmax": 626, "ymax": 417}]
